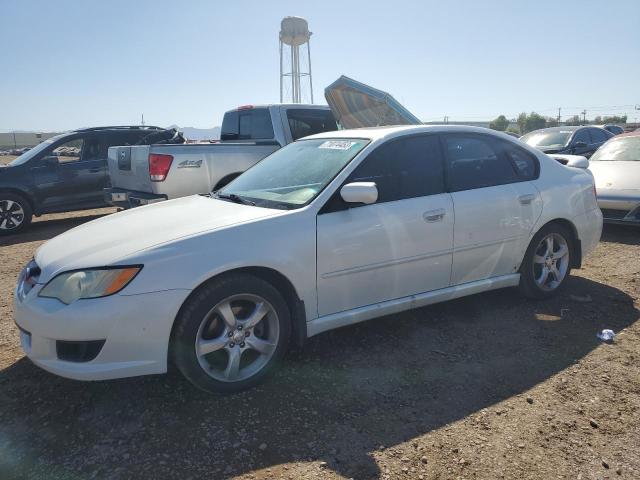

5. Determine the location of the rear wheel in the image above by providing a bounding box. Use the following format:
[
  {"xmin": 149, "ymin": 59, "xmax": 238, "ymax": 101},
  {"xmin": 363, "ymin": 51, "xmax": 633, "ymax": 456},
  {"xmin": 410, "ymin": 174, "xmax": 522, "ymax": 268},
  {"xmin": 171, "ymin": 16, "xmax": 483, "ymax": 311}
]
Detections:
[
  {"xmin": 519, "ymin": 223, "xmax": 572, "ymax": 299},
  {"xmin": 171, "ymin": 274, "xmax": 291, "ymax": 394},
  {"xmin": 0, "ymin": 193, "xmax": 32, "ymax": 236}
]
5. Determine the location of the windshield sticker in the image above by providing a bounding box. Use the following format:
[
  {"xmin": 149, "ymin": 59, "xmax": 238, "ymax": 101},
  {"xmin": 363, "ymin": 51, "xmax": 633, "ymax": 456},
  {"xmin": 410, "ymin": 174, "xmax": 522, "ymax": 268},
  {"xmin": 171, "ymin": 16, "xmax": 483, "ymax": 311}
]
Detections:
[{"xmin": 318, "ymin": 140, "xmax": 358, "ymax": 150}]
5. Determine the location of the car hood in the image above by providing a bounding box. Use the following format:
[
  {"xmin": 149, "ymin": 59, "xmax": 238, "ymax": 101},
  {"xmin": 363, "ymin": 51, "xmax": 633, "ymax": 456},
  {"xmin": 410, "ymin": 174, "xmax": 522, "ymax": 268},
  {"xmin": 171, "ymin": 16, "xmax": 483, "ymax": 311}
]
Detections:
[
  {"xmin": 589, "ymin": 161, "xmax": 640, "ymax": 193},
  {"xmin": 35, "ymin": 195, "xmax": 286, "ymax": 282}
]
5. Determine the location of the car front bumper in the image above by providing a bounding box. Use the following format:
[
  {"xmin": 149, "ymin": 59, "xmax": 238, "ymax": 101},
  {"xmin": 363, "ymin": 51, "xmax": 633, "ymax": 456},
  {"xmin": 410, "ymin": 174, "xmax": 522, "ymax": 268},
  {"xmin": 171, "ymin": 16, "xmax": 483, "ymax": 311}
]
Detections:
[
  {"xmin": 14, "ymin": 285, "xmax": 191, "ymax": 381},
  {"xmin": 597, "ymin": 193, "xmax": 640, "ymax": 225}
]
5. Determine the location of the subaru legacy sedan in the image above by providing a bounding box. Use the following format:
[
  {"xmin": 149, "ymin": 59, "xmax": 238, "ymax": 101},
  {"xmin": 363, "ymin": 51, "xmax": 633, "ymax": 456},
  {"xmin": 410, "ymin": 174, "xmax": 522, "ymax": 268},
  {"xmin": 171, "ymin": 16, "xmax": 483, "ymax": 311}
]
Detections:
[{"xmin": 14, "ymin": 126, "xmax": 602, "ymax": 394}]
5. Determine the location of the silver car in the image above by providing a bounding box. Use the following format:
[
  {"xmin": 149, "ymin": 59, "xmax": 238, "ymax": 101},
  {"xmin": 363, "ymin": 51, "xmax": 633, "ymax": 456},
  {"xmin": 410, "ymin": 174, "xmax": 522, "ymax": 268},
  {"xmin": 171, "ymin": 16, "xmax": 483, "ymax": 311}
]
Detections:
[{"xmin": 589, "ymin": 132, "xmax": 640, "ymax": 225}]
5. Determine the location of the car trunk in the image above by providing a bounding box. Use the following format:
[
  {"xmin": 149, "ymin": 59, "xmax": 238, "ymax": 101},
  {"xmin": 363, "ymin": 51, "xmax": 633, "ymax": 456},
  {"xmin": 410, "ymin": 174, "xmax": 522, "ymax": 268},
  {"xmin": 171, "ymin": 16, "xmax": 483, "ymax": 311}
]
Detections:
[{"xmin": 324, "ymin": 75, "xmax": 422, "ymax": 129}]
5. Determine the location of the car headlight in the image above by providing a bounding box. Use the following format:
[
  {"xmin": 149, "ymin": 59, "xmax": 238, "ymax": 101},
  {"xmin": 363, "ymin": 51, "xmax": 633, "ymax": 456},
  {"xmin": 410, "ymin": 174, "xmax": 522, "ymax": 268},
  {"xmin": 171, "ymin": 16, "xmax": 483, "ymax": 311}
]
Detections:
[{"xmin": 38, "ymin": 266, "xmax": 141, "ymax": 304}]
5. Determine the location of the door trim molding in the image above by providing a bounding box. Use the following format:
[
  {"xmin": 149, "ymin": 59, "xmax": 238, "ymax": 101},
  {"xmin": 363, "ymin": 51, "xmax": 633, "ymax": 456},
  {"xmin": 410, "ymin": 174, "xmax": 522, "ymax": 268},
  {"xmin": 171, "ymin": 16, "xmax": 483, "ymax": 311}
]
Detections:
[
  {"xmin": 307, "ymin": 273, "xmax": 520, "ymax": 337},
  {"xmin": 320, "ymin": 248, "xmax": 452, "ymax": 279}
]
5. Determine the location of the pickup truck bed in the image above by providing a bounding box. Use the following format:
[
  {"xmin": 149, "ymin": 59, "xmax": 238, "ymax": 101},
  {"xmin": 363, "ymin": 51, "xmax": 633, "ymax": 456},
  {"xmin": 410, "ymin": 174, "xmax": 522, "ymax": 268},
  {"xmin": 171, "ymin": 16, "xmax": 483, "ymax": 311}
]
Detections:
[
  {"xmin": 106, "ymin": 141, "xmax": 279, "ymax": 208},
  {"xmin": 105, "ymin": 104, "xmax": 338, "ymax": 208}
]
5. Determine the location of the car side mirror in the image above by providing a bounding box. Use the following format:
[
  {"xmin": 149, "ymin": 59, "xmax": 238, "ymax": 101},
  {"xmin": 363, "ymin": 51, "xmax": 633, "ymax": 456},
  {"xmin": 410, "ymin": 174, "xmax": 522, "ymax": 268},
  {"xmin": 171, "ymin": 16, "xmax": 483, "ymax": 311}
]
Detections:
[
  {"xmin": 340, "ymin": 182, "xmax": 378, "ymax": 205},
  {"xmin": 42, "ymin": 155, "xmax": 59, "ymax": 166},
  {"xmin": 565, "ymin": 156, "xmax": 589, "ymax": 169},
  {"xmin": 573, "ymin": 141, "xmax": 587, "ymax": 149}
]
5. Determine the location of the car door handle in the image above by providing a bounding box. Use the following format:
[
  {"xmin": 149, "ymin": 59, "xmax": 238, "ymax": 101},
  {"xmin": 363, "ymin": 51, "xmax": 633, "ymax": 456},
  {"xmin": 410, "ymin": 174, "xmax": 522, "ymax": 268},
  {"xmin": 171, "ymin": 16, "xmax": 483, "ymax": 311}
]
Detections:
[
  {"xmin": 518, "ymin": 194, "xmax": 536, "ymax": 205},
  {"xmin": 423, "ymin": 208, "xmax": 446, "ymax": 222}
]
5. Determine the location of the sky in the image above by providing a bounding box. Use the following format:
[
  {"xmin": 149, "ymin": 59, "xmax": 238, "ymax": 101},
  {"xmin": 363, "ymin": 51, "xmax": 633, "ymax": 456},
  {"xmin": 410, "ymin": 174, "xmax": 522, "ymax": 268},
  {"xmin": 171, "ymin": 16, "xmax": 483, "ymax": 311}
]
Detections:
[{"xmin": 1, "ymin": 0, "xmax": 639, "ymax": 131}]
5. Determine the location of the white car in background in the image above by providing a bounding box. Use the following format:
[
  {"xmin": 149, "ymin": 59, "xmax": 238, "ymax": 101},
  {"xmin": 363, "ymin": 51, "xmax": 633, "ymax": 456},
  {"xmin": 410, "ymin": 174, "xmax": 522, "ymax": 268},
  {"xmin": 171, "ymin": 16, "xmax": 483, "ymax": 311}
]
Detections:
[
  {"xmin": 588, "ymin": 132, "xmax": 640, "ymax": 225},
  {"xmin": 14, "ymin": 125, "xmax": 602, "ymax": 393}
]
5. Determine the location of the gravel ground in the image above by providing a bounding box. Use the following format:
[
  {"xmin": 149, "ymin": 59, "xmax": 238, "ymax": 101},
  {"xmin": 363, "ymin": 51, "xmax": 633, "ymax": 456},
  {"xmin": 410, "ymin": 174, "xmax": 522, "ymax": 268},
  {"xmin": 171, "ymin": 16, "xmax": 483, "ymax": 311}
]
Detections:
[{"xmin": 0, "ymin": 210, "xmax": 638, "ymax": 480}]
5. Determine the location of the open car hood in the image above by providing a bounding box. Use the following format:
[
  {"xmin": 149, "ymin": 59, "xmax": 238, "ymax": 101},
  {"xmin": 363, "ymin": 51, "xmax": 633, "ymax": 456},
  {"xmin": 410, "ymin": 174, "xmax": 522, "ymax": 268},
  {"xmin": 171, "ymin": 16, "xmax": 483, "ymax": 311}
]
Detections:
[{"xmin": 324, "ymin": 75, "xmax": 421, "ymax": 129}]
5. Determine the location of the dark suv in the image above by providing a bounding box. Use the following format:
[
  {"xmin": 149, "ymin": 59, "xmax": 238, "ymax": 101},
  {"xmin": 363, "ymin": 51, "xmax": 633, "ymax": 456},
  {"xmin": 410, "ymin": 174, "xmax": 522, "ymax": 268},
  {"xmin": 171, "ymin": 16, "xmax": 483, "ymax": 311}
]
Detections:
[
  {"xmin": 0, "ymin": 126, "xmax": 177, "ymax": 235},
  {"xmin": 520, "ymin": 126, "xmax": 613, "ymax": 158}
]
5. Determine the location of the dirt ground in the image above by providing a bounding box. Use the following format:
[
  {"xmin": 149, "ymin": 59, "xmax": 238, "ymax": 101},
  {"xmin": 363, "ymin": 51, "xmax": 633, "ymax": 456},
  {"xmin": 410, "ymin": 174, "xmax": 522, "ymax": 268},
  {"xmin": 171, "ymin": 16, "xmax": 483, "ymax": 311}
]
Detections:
[{"xmin": 0, "ymin": 209, "xmax": 638, "ymax": 480}]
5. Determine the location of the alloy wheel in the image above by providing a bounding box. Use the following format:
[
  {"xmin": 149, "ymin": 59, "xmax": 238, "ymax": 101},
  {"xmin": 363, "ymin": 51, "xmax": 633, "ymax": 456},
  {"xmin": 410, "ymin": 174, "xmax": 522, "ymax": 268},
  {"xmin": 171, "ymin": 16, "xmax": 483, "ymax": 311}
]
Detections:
[
  {"xmin": 0, "ymin": 200, "xmax": 25, "ymax": 231},
  {"xmin": 533, "ymin": 233, "xmax": 570, "ymax": 291},
  {"xmin": 195, "ymin": 294, "xmax": 279, "ymax": 382}
]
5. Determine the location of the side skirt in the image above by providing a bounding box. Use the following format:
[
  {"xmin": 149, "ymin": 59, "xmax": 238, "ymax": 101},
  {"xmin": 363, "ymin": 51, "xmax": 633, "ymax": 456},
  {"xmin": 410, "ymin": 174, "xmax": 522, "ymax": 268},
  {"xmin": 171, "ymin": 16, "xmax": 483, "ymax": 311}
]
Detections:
[{"xmin": 306, "ymin": 273, "xmax": 520, "ymax": 337}]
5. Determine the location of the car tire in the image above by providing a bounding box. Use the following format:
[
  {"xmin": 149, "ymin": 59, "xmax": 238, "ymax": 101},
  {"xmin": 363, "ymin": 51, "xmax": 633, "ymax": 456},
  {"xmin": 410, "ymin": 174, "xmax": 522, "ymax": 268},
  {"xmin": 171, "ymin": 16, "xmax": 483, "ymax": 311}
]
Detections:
[
  {"xmin": 171, "ymin": 273, "xmax": 291, "ymax": 394},
  {"xmin": 0, "ymin": 193, "xmax": 32, "ymax": 236},
  {"xmin": 519, "ymin": 223, "xmax": 573, "ymax": 299}
]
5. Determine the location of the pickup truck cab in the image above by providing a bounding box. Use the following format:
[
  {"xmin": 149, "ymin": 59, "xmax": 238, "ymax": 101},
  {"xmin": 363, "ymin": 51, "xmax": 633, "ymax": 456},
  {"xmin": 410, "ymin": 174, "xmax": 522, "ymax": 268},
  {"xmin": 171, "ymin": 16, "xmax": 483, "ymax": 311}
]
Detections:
[
  {"xmin": 0, "ymin": 126, "xmax": 171, "ymax": 235},
  {"xmin": 105, "ymin": 104, "xmax": 338, "ymax": 208}
]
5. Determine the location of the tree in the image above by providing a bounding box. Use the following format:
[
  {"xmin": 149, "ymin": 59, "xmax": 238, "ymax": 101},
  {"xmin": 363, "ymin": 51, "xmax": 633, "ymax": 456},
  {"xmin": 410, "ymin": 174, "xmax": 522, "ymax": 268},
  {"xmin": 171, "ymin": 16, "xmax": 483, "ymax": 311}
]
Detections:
[
  {"xmin": 524, "ymin": 112, "xmax": 547, "ymax": 133},
  {"xmin": 593, "ymin": 116, "xmax": 603, "ymax": 124},
  {"xmin": 506, "ymin": 126, "xmax": 520, "ymax": 136},
  {"xmin": 516, "ymin": 112, "xmax": 548, "ymax": 134},
  {"xmin": 602, "ymin": 115, "xmax": 627, "ymax": 124},
  {"xmin": 565, "ymin": 115, "xmax": 582, "ymax": 126},
  {"xmin": 545, "ymin": 117, "xmax": 559, "ymax": 127},
  {"xmin": 489, "ymin": 115, "xmax": 510, "ymax": 131}
]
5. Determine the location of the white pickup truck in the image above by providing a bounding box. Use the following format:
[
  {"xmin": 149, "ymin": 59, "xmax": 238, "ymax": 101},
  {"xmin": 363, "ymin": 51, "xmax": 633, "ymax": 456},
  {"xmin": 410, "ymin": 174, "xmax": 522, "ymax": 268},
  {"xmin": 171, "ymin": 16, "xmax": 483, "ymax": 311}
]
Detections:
[{"xmin": 105, "ymin": 104, "xmax": 338, "ymax": 208}]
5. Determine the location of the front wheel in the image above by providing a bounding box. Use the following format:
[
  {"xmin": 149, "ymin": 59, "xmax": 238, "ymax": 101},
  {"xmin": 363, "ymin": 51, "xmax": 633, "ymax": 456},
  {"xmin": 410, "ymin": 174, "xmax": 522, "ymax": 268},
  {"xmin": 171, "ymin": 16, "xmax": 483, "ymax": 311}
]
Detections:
[
  {"xmin": 519, "ymin": 224, "xmax": 572, "ymax": 299},
  {"xmin": 0, "ymin": 193, "xmax": 32, "ymax": 235},
  {"xmin": 171, "ymin": 274, "xmax": 291, "ymax": 394}
]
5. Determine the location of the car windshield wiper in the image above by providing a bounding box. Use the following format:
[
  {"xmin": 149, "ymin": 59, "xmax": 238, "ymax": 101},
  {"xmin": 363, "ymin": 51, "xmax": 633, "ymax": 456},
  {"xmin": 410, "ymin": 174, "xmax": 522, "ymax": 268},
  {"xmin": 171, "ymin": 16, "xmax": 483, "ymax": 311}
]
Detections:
[{"xmin": 215, "ymin": 192, "xmax": 256, "ymax": 206}]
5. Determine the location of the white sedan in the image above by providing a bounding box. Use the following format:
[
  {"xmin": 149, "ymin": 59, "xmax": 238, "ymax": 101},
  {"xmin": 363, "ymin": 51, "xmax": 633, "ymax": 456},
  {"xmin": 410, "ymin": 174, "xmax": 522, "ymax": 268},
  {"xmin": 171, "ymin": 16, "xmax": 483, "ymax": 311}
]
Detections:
[{"xmin": 14, "ymin": 126, "xmax": 602, "ymax": 393}]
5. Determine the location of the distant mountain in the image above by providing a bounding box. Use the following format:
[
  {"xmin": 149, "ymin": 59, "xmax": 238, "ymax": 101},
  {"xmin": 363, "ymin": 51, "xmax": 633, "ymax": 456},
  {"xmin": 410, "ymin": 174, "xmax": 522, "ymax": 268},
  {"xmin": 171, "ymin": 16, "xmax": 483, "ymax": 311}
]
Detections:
[{"xmin": 169, "ymin": 125, "xmax": 221, "ymax": 141}]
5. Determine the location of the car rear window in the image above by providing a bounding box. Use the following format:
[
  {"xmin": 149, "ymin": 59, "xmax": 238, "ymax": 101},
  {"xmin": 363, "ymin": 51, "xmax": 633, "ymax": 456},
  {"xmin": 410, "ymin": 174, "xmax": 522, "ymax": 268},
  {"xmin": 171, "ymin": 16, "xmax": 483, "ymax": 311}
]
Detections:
[
  {"xmin": 221, "ymin": 108, "xmax": 274, "ymax": 141},
  {"xmin": 287, "ymin": 109, "xmax": 338, "ymax": 140}
]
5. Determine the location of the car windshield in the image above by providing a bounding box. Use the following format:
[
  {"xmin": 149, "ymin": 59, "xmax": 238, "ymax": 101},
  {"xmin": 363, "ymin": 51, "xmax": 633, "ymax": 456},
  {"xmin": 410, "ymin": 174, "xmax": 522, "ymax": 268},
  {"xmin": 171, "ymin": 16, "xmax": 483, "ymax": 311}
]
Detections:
[
  {"xmin": 521, "ymin": 130, "xmax": 573, "ymax": 149},
  {"xmin": 591, "ymin": 136, "xmax": 640, "ymax": 161},
  {"xmin": 218, "ymin": 138, "xmax": 369, "ymax": 209},
  {"xmin": 8, "ymin": 134, "xmax": 66, "ymax": 166}
]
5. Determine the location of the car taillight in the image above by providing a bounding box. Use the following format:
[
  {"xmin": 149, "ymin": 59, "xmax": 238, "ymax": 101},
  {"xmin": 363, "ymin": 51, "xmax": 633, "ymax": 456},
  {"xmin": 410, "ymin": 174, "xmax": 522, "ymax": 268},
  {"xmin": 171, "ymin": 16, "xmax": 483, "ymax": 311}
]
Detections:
[{"xmin": 149, "ymin": 154, "xmax": 173, "ymax": 182}]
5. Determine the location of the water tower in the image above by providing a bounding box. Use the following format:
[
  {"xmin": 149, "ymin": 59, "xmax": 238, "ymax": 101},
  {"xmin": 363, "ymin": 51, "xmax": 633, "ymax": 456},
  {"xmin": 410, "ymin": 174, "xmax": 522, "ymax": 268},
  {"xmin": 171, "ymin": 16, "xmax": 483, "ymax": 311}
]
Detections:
[{"xmin": 279, "ymin": 16, "xmax": 313, "ymax": 104}]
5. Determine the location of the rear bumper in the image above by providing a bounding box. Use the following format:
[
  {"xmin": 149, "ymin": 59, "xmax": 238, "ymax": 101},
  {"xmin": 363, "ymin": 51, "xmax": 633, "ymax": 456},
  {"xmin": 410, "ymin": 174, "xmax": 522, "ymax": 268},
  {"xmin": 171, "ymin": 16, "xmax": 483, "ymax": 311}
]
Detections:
[
  {"xmin": 104, "ymin": 187, "xmax": 167, "ymax": 209},
  {"xmin": 573, "ymin": 207, "xmax": 603, "ymax": 260}
]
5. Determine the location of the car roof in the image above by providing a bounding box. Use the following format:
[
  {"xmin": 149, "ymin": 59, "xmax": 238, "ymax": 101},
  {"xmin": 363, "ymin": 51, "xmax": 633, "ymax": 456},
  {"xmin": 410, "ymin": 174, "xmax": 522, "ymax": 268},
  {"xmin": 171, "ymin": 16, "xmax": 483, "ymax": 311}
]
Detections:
[{"xmin": 303, "ymin": 124, "xmax": 515, "ymax": 142}]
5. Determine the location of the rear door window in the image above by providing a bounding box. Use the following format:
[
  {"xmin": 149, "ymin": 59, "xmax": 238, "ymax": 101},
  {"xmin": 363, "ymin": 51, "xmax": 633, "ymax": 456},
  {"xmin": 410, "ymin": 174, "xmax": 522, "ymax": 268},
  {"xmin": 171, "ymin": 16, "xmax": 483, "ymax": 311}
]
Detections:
[
  {"xmin": 287, "ymin": 109, "xmax": 338, "ymax": 140},
  {"xmin": 444, "ymin": 134, "xmax": 518, "ymax": 191},
  {"xmin": 497, "ymin": 140, "xmax": 539, "ymax": 181}
]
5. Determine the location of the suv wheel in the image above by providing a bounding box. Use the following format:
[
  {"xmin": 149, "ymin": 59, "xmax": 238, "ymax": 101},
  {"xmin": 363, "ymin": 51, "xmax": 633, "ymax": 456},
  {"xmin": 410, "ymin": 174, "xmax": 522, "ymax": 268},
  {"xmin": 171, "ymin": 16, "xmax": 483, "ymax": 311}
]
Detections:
[
  {"xmin": 0, "ymin": 193, "xmax": 32, "ymax": 235},
  {"xmin": 171, "ymin": 273, "xmax": 291, "ymax": 394}
]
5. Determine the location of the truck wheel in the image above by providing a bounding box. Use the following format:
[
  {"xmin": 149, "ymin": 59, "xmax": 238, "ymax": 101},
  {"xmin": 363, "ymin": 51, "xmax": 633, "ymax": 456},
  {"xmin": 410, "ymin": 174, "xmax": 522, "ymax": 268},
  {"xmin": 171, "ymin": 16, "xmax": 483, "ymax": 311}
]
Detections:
[
  {"xmin": 171, "ymin": 273, "xmax": 291, "ymax": 394},
  {"xmin": 0, "ymin": 193, "xmax": 32, "ymax": 235},
  {"xmin": 519, "ymin": 223, "xmax": 573, "ymax": 299}
]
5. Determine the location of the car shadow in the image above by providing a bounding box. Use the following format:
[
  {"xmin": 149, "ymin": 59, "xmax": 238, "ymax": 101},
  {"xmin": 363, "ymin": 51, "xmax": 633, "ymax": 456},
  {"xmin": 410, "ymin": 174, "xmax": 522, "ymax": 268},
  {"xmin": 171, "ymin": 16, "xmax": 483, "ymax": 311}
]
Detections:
[
  {"xmin": 600, "ymin": 223, "xmax": 640, "ymax": 246},
  {"xmin": 0, "ymin": 212, "xmax": 112, "ymax": 248},
  {"xmin": 0, "ymin": 276, "xmax": 637, "ymax": 479}
]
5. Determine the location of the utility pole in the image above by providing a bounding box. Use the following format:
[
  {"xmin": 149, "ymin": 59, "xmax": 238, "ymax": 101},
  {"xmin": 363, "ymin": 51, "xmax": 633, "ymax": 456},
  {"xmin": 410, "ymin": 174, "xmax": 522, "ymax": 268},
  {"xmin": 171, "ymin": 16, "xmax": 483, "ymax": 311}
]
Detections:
[
  {"xmin": 12, "ymin": 131, "xmax": 17, "ymax": 149},
  {"xmin": 581, "ymin": 110, "xmax": 587, "ymax": 125},
  {"xmin": 557, "ymin": 107, "xmax": 561, "ymax": 124},
  {"xmin": 141, "ymin": 114, "xmax": 145, "ymax": 126}
]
